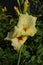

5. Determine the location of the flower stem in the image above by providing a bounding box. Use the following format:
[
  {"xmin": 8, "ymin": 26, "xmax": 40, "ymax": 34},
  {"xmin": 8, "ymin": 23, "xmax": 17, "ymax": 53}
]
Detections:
[{"xmin": 17, "ymin": 46, "xmax": 23, "ymax": 65}]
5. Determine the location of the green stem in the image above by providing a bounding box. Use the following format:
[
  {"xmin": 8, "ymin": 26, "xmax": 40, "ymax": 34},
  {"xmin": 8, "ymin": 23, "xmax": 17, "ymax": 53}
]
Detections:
[
  {"xmin": 17, "ymin": 46, "xmax": 22, "ymax": 65},
  {"xmin": 17, "ymin": 50, "xmax": 21, "ymax": 65}
]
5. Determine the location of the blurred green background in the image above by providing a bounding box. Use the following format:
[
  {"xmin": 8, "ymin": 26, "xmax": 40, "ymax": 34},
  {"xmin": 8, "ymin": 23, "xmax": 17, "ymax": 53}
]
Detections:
[{"xmin": 0, "ymin": 0, "xmax": 43, "ymax": 65}]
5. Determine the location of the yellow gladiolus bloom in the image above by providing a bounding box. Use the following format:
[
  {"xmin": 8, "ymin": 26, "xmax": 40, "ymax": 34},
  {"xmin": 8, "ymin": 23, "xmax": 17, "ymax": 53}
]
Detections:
[
  {"xmin": 12, "ymin": 13, "xmax": 37, "ymax": 37},
  {"xmin": 11, "ymin": 36, "xmax": 27, "ymax": 51},
  {"xmin": 5, "ymin": 34, "xmax": 27, "ymax": 51}
]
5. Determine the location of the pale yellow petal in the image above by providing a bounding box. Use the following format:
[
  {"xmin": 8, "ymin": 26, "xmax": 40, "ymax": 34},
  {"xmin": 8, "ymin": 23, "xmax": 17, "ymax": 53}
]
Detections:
[
  {"xmin": 11, "ymin": 36, "xmax": 27, "ymax": 51},
  {"xmin": 12, "ymin": 13, "xmax": 37, "ymax": 37},
  {"xmin": 5, "ymin": 33, "xmax": 27, "ymax": 51},
  {"xmin": 18, "ymin": 27, "xmax": 37, "ymax": 36},
  {"xmin": 26, "ymin": 27, "xmax": 37, "ymax": 36},
  {"xmin": 17, "ymin": 13, "xmax": 29, "ymax": 28},
  {"xmin": 17, "ymin": 13, "xmax": 37, "ymax": 28}
]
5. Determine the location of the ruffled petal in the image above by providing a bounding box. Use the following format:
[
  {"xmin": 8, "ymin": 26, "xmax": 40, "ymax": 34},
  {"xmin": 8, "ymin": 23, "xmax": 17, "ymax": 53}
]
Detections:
[
  {"xmin": 12, "ymin": 13, "xmax": 37, "ymax": 37},
  {"xmin": 11, "ymin": 36, "xmax": 27, "ymax": 51}
]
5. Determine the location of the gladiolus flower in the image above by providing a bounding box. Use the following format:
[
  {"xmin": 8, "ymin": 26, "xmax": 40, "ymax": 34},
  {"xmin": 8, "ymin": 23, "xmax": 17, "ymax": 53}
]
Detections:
[
  {"xmin": 11, "ymin": 36, "xmax": 27, "ymax": 51},
  {"xmin": 12, "ymin": 13, "xmax": 37, "ymax": 37},
  {"xmin": 5, "ymin": 34, "xmax": 27, "ymax": 51}
]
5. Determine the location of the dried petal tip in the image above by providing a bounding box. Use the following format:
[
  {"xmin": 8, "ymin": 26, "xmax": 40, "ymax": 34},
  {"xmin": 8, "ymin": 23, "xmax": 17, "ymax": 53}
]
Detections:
[{"xmin": 14, "ymin": 6, "xmax": 20, "ymax": 16}]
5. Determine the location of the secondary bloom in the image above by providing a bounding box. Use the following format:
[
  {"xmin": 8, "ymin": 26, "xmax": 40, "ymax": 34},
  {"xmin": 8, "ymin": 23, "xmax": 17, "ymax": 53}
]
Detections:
[
  {"xmin": 5, "ymin": 34, "xmax": 27, "ymax": 51},
  {"xmin": 11, "ymin": 36, "xmax": 27, "ymax": 51},
  {"xmin": 12, "ymin": 13, "xmax": 37, "ymax": 37}
]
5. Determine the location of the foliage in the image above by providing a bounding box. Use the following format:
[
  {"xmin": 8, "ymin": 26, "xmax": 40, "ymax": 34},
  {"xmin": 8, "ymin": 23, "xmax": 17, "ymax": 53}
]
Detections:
[
  {"xmin": 0, "ymin": 0, "xmax": 43, "ymax": 65},
  {"xmin": 0, "ymin": 7, "xmax": 18, "ymax": 39}
]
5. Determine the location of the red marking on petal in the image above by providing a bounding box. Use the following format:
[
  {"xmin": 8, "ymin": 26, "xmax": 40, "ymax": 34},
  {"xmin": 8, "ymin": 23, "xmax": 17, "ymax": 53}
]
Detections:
[{"xmin": 18, "ymin": 37, "xmax": 23, "ymax": 42}]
